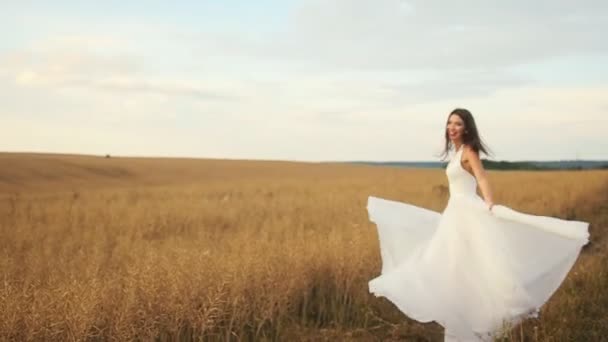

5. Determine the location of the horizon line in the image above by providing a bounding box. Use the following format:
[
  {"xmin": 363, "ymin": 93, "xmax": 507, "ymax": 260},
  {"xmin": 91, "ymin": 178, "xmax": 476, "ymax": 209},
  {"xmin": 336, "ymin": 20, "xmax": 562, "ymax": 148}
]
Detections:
[{"xmin": 2, "ymin": 151, "xmax": 608, "ymax": 164}]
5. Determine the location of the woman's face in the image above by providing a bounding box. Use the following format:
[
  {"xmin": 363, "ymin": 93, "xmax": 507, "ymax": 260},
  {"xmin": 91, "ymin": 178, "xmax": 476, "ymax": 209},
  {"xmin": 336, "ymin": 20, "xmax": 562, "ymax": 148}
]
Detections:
[{"xmin": 446, "ymin": 114, "xmax": 466, "ymax": 143}]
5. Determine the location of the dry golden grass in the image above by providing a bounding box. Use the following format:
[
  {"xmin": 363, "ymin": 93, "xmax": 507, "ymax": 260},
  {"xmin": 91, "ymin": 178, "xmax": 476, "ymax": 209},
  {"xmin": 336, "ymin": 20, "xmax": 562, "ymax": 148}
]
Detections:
[{"xmin": 1, "ymin": 152, "xmax": 607, "ymax": 341}]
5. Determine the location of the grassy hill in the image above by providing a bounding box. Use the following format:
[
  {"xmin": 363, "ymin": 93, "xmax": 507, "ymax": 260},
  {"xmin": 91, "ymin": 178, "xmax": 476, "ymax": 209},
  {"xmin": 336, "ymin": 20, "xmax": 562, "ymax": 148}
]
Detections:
[{"xmin": 0, "ymin": 152, "xmax": 367, "ymax": 194}]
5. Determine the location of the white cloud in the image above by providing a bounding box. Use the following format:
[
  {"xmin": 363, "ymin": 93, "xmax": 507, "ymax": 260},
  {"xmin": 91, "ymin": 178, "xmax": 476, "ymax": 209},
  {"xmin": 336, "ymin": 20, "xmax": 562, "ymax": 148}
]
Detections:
[
  {"xmin": 2, "ymin": 48, "xmax": 233, "ymax": 102},
  {"xmin": 1, "ymin": 2, "xmax": 607, "ymax": 161},
  {"xmin": 187, "ymin": 0, "xmax": 608, "ymax": 71}
]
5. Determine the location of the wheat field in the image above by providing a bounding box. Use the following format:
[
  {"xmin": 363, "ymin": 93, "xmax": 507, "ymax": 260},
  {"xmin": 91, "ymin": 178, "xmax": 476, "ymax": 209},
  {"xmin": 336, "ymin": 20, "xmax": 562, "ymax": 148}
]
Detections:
[{"xmin": 1, "ymin": 152, "xmax": 607, "ymax": 341}]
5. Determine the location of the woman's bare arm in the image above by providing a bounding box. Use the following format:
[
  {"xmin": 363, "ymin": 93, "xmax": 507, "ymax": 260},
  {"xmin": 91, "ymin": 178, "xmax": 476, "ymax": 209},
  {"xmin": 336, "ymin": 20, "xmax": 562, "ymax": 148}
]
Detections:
[{"xmin": 464, "ymin": 145, "xmax": 494, "ymax": 209}]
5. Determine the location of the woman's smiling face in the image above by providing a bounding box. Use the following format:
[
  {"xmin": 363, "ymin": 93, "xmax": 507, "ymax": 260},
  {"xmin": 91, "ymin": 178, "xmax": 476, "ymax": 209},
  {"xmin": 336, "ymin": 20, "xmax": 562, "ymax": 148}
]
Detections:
[{"xmin": 446, "ymin": 114, "xmax": 465, "ymax": 143}]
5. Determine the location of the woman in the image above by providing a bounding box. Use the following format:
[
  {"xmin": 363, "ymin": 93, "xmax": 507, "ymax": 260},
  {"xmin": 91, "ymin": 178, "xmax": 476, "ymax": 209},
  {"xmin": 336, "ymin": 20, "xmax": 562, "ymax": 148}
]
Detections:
[{"xmin": 367, "ymin": 108, "xmax": 590, "ymax": 341}]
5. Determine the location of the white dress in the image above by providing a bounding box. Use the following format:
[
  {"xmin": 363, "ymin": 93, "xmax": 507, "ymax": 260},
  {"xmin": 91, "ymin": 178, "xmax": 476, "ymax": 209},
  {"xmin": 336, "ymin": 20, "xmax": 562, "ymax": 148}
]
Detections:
[{"xmin": 367, "ymin": 144, "xmax": 590, "ymax": 342}]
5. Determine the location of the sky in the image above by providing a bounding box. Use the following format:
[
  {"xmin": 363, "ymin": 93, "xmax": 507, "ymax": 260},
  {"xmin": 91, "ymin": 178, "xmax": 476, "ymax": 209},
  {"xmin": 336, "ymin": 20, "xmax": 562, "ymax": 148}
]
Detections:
[{"xmin": 1, "ymin": 1, "xmax": 607, "ymax": 162}]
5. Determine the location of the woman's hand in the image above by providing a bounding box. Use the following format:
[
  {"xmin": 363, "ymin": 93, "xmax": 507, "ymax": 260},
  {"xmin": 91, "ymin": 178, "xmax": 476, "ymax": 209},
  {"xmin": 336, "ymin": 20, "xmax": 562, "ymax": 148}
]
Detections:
[{"xmin": 485, "ymin": 201, "xmax": 495, "ymax": 212}]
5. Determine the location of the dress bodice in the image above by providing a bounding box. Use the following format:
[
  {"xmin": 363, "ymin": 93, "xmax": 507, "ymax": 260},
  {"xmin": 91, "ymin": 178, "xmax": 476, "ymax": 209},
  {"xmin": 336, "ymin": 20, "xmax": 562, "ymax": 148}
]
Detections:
[{"xmin": 446, "ymin": 144, "xmax": 478, "ymax": 197}]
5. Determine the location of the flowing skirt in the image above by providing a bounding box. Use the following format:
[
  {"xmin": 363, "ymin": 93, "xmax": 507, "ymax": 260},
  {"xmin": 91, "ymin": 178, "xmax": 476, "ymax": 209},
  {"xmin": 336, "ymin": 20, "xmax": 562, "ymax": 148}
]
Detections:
[{"xmin": 367, "ymin": 194, "xmax": 589, "ymax": 341}]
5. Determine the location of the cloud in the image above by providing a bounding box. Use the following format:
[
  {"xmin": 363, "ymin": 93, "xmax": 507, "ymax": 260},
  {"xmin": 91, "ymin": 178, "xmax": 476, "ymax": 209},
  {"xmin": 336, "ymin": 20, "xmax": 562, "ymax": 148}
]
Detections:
[
  {"xmin": 291, "ymin": 0, "xmax": 608, "ymax": 69},
  {"xmin": 184, "ymin": 0, "xmax": 608, "ymax": 72},
  {"xmin": 2, "ymin": 48, "xmax": 235, "ymax": 102},
  {"xmin": 1, "ymin": 2, "xmax": 607, "ymax": 161}
]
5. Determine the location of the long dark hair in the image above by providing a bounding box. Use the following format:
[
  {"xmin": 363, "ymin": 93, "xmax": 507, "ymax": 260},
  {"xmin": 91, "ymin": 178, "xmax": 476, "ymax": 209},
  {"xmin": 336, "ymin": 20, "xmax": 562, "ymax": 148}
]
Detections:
[{"xmin": 439, "ymin": 108, "xmax": 493, "ymax": 161}]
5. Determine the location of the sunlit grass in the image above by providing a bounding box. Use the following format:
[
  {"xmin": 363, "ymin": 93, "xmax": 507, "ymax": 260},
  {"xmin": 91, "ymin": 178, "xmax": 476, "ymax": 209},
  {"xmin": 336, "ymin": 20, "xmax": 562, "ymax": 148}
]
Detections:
[{"xmin": 1, "ymin": 153, "xmax": 606, "ymax": 341}]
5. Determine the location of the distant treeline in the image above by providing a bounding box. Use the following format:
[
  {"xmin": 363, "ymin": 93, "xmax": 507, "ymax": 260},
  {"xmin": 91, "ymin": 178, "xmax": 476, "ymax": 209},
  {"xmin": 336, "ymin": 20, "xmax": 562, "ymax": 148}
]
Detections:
[
  {"xmin": 482, "ymin": 160, "xmax": 548, "ymax": 170},
  {"xmin": 483, "ymin": 160, "xmax": 608, "ymax": 170},
  {"xmin": 345, "ymin": 160, "xmax": 608, "ymax": 170}
]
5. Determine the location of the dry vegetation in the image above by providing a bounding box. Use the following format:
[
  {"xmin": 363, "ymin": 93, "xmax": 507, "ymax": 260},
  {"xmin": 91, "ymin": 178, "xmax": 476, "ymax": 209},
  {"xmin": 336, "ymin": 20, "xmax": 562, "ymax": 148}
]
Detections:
[{"xmin": 1, "ymin": 152, "xmax": 607, "ymax": 341}]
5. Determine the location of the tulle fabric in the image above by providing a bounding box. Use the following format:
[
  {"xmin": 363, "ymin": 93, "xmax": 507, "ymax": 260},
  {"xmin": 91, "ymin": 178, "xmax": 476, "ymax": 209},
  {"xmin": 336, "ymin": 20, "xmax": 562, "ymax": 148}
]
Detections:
[{"xmin": 367, "ymin": 146, "xmax": 590, "ymax": 341}]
